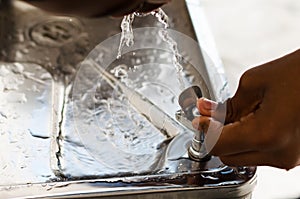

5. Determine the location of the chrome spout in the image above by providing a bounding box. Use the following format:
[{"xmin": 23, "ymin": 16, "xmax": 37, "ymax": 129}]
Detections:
[{"xmin": 177, "ymin": 86, "xmax": 211, "ymax": 161}]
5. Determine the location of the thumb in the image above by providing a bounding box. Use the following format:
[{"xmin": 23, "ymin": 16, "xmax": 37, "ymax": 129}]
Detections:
[
  {"xmin": 198, "ymin": 68, "xmax": 265, "ymax": 124},
  {"xmin": 224, "ymin": 69, "xmax": 265, "ymax": 123}
]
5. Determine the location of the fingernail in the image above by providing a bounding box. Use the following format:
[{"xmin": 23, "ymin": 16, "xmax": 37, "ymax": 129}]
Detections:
[
  {"xmin": 198, "ymin": 98, "xmax": 217, "ymax": 110},
  {"xmin": 192, "ymin": 117, "xmax": 200, "ymax": 130}
]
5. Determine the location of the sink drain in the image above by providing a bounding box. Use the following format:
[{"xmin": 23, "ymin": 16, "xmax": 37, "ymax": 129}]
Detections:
[{"xmin": 29, "ymin": 18, "xmax": 82, "ymax": 47}]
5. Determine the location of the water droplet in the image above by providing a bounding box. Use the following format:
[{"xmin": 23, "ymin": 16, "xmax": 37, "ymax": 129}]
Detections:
[
  {"xmin": 31, "ymin": 85, "xmax": 40, "ymax": 92},
  {"xmin": 135, "ymin": 58, "xmax": 141, "ymax": 64},
  {"xmin": 28, "ymin": 129, "xmax": 49, "ymax": 139},
  {"xmin": 152, "ymin": 8, "xmax": 169, "ymax": 28},
  {"xmin": 117, "ymin": 14, "xmax": 135, "ymax": 59},
  {"xmin": 6, "ymin": 93, "xmax": 27, "ymax": 103},
  {"xmin": 0, "ymin": 111, "xmax": 8, "ymax": 119},
  {"xmin": 4, "ymin": 186, "xmax": 12, "ymax": 191},
  {"xmin": 20, "ymin": 48, "xmax": 29, "ymax": 54},
  {"xmin": 15, "ymin": 50, "xmax": 23, "ymax": 59},
  {"xmin": 110, "ymin": 64, "xmax": 128, "ymax": 80},
  {"xmin": 201, "ymin": 174, "xmax": 219, "ymax": 181},
  {"xmin": 40, "ymin": 72, "xmax": 52, "ymax": 80},
  {"xmin": 26, "ymin": 182, "xmax": 33, "ymax": 187},
  {"xmin": 20, "ymin": 164, "xmax": 27, "ymax": 169},
  {"xmin": 41, "ymin": 174, "xmax": 52, "ymax": 178},
  {"xmin": 0, "ymin": 65, "xmax": 10, "ymax": 76}
]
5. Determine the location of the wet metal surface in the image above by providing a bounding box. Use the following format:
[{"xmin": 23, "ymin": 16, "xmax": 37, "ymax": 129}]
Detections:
[
  {"xmin": 0, "ymin": 0, "xmax": 256, "ymax": 198},
  {"xmin": 0, "ymin": 62, "xmax": 55, "ymax": 185}
]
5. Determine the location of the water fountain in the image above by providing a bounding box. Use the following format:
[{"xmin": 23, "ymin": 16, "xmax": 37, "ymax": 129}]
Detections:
[{"xmin": 0, "ymin": 0, "xmax": 256, "ymax": 198}]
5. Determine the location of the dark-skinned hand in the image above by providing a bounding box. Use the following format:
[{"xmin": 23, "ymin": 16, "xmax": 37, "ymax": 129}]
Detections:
[{"xmin": 193, "ymin": 49, "xmax": 300, "ymax": 170}]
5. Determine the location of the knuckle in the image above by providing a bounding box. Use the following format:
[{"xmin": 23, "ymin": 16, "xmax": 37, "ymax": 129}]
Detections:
[
  {"xmin": 235, "ymin": 69, "xmax": 259, "ymax": 98},
  {"xmin": 224, "ymin": 98, "xmax": 237, "ymax": 124},
  {"xmin": 238, "ymin": 70, "xmax": 253, "ymax": 89},
  {"xmin": 239, "ymin": 68, "xmax": 257, "ymax": 87}
]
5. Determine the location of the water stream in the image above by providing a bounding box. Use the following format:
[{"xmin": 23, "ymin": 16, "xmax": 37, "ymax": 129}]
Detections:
[
  {"xmin": 65, "ymin": 9, "xmax": 195, "ymax": 177},
  {"xmin": 117, "ymin": 8, "xmax": 185, "ymax": 90}
]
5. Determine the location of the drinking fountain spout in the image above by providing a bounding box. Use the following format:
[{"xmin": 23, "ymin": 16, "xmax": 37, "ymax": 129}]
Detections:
[{"xmin": 177, "ymin": 86, "xmax": 211, "ymax": 161}]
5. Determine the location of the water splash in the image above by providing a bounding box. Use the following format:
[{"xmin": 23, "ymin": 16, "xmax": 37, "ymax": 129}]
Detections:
[
  {"xmin": 117, "ymin": 8, "xmax": 185, "ymax": 90},
  {"xmin": 117, "ymin": 14, "xmax": 135, "ymax": 59},
  {"xmin": 158, "ymin": 29, "xmax": 185, "ymax": 90},
  {"xmin": 152, "ymin": 9, "xmax": 185, "ymax": 90},
  {"xmin": 150, "ymin": 8, "xmax": 169, "ymax": 29}
]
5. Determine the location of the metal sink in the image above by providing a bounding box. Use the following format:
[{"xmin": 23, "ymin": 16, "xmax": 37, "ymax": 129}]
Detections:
[{"xmin": 0, "ymin": 0, "xmax": 256, "ymax": 198}]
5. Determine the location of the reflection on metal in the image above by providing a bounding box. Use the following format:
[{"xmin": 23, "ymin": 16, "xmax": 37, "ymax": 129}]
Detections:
[
  {"xmin": 178, "ymin": 86, "xmax": 211, "ymax": 161},
  {"xmin": 0, "ymin": 62, "xmax": 55, "ymax": 185},
  {"xmin": 0, "ymin": 0, "xmax": 256, "ymax": 198}
]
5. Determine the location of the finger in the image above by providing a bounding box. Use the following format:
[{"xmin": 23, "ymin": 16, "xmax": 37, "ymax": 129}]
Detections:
[
  {"xmin": 223, "ymin": 68, "xmax": 265, "ymax": 123},
  {"xmin": 198, "ymin": 68, "xmax": 265, "ymax": 124},
  {"xmin": 219, "ymin": 151, "xmax": 280, "ymax": 168},
  {"xmin": 197, "ymin": 97, "xmax": 226, "ymax": 124},
  {"xmin": 196, "ymin": 97, "xmax": 217, "ymax": 117},
  {"xmin": 192, "ymin": 116, "xmax": 211, "ymax": 132},
  {"xmin": 192, "ymin": 108, "xmax": 267, "ymax": 157},
  {"xmin": 192, "ymin": 116, "xmax": 226, "ymax": 156},
  {"xmin": 209, "ymin": 111, "xmax": 262, "ymax": 156}
]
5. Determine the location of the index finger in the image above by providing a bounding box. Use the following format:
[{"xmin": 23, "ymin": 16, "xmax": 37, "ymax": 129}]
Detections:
[{"xmin": 207, "ymin": 112, "xmax": 260, "ymax": 156}]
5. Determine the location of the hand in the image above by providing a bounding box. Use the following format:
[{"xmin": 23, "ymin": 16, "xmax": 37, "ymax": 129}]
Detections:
[
  {"xmin": 193, "ymin": 49, "xmax": 300, "ymax": 170},
  {"xmin": 24, "ymin": 0, "xmax": 170, "ymax": 17}
]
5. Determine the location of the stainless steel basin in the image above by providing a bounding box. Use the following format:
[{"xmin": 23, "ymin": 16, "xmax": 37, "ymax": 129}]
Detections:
[{"xmin": 0, "ymin": 0, "xmax": 256, "ymax": 198}]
